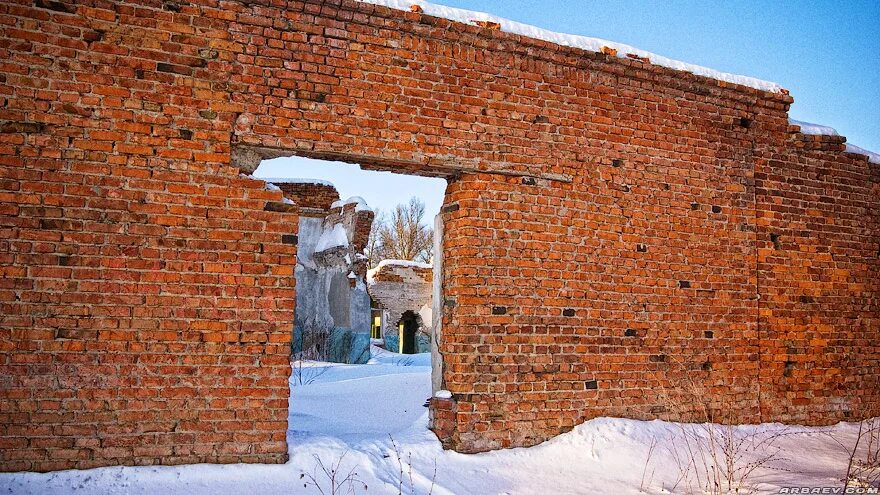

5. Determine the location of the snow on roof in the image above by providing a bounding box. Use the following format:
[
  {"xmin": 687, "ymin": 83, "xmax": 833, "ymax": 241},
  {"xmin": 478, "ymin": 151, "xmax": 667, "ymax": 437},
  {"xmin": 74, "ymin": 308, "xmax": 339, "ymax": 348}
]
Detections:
[
  {"xmin": 331, "ymin": 196, "xmax": 373, "ymax": 213},
  {"xmin": 374, "ymin": 259, "xmax": 432, "ymax": 270},
  {"xmin": 358, "ymin": 0, "xmax": 784, "ymax": 93},
  {"xmin": 788, "ymin": 118, "xmax": 880, "ymax": 165},
  {"xmin": 314, "ymin": 223, "xmax": 350, "ymax": 252},
  {"xmin": 367, "ymin": 259, "xmax": 432, "ymax": 284},
  {"xmin": 259, "ymin": 177, "xmax": 335, "ymax": 187}
]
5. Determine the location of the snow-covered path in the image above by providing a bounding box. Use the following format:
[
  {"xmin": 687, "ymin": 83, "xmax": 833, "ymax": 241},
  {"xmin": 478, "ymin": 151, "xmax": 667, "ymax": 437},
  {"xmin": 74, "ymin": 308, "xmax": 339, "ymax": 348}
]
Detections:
[{"xmin": 1, "ymin": 348, "xmax": 872, "ymax": 494}]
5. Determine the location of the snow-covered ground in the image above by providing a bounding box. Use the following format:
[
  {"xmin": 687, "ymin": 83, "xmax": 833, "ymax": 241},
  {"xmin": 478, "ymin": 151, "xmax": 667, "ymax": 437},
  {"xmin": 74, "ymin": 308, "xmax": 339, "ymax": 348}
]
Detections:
[{"xmin": 2, "ymin": 348, "xmax": 875, "ymax": 494}]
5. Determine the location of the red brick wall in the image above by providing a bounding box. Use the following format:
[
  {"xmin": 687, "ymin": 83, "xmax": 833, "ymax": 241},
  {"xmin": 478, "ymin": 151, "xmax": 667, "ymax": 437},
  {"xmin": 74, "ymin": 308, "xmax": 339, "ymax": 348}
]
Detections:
[
  {"xmin": 0, "ymin": 0, "xmax": 877, "ymax": 469},
  {"xmin": 0, "ymin": 0, "xmax": 297, "ymax": 471},
  {"xmin": 755, "ymin": 131, "xmax": 880, "ymax": 423},
  {"xmin": 274, "ymin": 182, "xmax": 339, "ymax": 212}
]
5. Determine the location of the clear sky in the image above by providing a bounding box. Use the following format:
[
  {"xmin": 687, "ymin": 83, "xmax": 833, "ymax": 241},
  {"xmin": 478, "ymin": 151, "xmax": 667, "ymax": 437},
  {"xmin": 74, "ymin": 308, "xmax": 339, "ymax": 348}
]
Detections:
[{"xmin": 255, "ymin": 0, "xmax": 879, "ymax": 219}]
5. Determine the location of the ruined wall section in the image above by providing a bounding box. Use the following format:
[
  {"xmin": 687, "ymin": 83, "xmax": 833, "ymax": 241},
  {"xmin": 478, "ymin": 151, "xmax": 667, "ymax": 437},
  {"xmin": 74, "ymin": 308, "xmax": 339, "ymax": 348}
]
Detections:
[
  {"xmin": 291, "ymin": 191, "xmax": 374, "ymax": 363},
  {"xmin": 0, "ymin": 0, "xmax": 877, "ymax": 469},
  {"xmin": 755, "ymin": 130, "xmax": 880, "ymax": 423},
  {"xmin": 367, "ymin": 261, "xmax": 433, "ymax": 352},
  {"xmin": 273, "ymin": 181, "xmax": 339, "ymax": 213}
]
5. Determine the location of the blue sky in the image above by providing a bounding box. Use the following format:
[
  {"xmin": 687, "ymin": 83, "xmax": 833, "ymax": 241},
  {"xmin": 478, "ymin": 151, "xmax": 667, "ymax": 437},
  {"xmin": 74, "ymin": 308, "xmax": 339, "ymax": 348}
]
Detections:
[{"xmin": 256, "ymin": 0, "xmax": 879, "ymax": 219}]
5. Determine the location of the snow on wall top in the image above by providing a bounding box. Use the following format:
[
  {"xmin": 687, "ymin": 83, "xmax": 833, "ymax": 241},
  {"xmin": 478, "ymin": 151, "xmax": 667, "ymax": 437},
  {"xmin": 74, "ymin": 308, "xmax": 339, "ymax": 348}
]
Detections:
[
  {"xmin": 331, "ymin": 196, "xmax": 373, "ymax": 213},
  {"xmin": 844, "ymin": 144, "xmax": 880, "ymax": 165},
  {"xmin": 366, "ymin": 259, "xmax": 433, "ymax": 285},
  {"xmin": 260, "ymin": 177, "xmax": 335, "ymax": 187},
  {"xmin": 788, "ymin": 118, "xmax": 880, "ymax": 165},
  {"xmin": 358, "ymin": 0, "xmax": 785, "ymax": 94},
  {"xmin": 789, "ymin": 119, "xmax": 840, "ymax": 137},
  {"xmin": 240, "ymin": 174, "xmax": 296, "ymax": 204}
]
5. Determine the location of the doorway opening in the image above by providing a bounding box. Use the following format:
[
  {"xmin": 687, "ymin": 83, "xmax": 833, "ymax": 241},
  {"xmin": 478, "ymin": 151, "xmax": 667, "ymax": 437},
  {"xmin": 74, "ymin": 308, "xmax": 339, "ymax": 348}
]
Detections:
[
  {"xmin": 398, "ymin": 310, "xmax": 423, "ymax": 355},
  {"xmin": 246, "ymin": 152, "xmax": 449, "ymax": 441},
  {"xmin": 249, "ymin": 151, "xmax": 446, "ymax": 366}
]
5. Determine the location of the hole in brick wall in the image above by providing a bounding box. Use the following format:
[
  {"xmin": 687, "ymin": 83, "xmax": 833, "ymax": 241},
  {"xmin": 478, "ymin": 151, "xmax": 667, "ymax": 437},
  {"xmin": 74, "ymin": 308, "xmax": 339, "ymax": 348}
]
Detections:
[
  {"xmin": 711, "ymin": 205, "xmax": 722, "ymax": 214},
  {"xmin": 624, "ymin": 329, "xmax": 637, "ymax": 337},
  {"xmin": 783, "ymin": 360, "xmax": 795, "ymax": 377},
  {"xmin": 678, "ymin": 280, "xmax": 691, "ymax": 289},
  {"xmin": 690, "ymin": 202, "xmax": 700, "ymax": 210},
  {"xmin": 739, "ymin": 117, "xmax": 752, "ymax": 128},
  {"xmin": 562, "ymin": 308, "xmax": 575, "ymax": 317},
  {"xmin": 534, "ymin": 115, "xmax": 549, "ymax": 123},
  {"xmin": 704, "ymin": 330, "xmax": 714, "ymax": 339},
  {"xmin": 649, "ymin": 354, "xmax": 667, "ymax": 363},
  {"xmin": 636, "ymin": 243, "xmax": 647, "ymax": 252},
  {"xmin": 770, "ymin": 233, "xmax": 781, "ymax": 250},
  {"xmin": 247, "ymin": 153, "xmax": 448, "ymax": 438},
  {"xmin": 35, "ymin": 0, "xmax": 75, "ymax": 13},
  {"xmin": 83, "ymin": 30, "xmax": 103, "ymax": 44},
  {"xmin": 521, "ymin": 177, "xmax": 536, "ymax": 186},
  {"xmin": 585, "ymin": 380, "xmax": 598, "ymax": 390},
  {"xmin": 799, "ymin": 295, "xmax": 814, "ymax": 304},
  {"xmin": 702, "ymin": 360, "xmax": 713, "ymax": 371},
  {"xmin": 612, "ymin": 159, "xmax": 623, "ymax": 167},
  {"xmin": 492, "ymin": 306, "xmax": 507, "ymax": 315}
]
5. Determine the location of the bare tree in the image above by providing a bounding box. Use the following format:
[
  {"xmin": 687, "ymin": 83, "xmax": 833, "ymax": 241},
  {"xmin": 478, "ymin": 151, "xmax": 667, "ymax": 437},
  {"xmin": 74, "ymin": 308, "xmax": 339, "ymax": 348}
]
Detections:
[
  {"xmin": 363, "ymin": 208, "xmax": 385, "ymax": 268},
  {"xmin": 369, "ymin": 197, "xmax": 434, "ymax": 265}
]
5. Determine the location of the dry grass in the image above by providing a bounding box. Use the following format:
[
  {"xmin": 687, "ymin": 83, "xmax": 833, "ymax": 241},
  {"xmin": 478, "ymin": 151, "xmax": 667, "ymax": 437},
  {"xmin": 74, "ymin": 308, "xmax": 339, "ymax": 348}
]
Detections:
[
  {"xmin": 300, "ymin": 452, "xmax": 368, "ymax": 495},
  {"xmin": 643, "ymin": 359, "xmax": 792, "ymax": 494},
  {"xmin": 833, "ymin": 416, "xmax": 880, "ymax": 489},
  {"xmin": 292, "ymin": 346, "xmax": 330, "ymax": 387}
]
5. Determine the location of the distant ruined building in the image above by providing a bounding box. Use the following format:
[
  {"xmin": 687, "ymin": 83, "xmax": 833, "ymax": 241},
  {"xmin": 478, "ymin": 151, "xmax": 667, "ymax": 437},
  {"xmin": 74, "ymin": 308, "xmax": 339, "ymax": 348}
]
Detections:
[
  {"xmin": 272, "ymin": 179, "xmax": 374, "ymax": 364},
  {"xmin": 273, "ymin": 178, "xmax": 435, "ymax": 363},
  {"xmin": 0, "ymin": 0, "xmax": 877, "ymax": 472},
  {"xmin": 368, "ymin": 260, "xmax": 434, "ymax": 354}
]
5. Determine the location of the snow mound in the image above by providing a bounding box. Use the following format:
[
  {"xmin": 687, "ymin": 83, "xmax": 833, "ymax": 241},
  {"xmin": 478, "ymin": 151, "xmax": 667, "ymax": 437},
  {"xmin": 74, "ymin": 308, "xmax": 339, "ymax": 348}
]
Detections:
[
  {"xmin": 358, "ymin": 0, "xmax": 784, "ymax": 93},
  {"xmin": 314, "ymin": 223, "xmax": 349, "ymax": 252}
]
